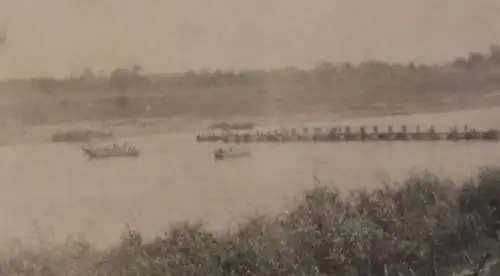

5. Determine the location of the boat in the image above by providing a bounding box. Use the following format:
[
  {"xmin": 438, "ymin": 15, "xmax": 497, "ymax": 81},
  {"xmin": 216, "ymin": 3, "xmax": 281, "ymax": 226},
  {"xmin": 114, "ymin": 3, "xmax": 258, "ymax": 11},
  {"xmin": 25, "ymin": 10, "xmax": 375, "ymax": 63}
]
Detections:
[
  {"xmin": 213, "ymin": 147, "xmax": 251, "ymax": 160},
  {"xmin": 81, "ymin": 142, "xmax": 140, "ymax": 160},
  {"xmin": 52, "ymin": 129, "xmax": 114, "ymax": 143},
  {"xmin": 208, "ymin": 121, "xmax": 255, "ymax": 131}
]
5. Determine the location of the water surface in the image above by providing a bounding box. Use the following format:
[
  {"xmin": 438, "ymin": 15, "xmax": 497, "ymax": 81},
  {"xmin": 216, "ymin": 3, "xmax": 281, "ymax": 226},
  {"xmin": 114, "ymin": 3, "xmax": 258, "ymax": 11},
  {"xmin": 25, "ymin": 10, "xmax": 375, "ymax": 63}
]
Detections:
[{"xmin": 0, "ymin": 133, "xmax": 498, "ymax": 248}]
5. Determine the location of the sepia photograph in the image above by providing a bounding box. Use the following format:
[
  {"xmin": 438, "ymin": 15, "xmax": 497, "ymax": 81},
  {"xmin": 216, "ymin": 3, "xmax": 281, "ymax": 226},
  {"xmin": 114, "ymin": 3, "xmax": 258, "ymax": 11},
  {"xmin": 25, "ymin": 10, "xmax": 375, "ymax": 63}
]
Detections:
[{"xmin": 0, "ymin": 0, "xmax": 500, "ymax": 275}]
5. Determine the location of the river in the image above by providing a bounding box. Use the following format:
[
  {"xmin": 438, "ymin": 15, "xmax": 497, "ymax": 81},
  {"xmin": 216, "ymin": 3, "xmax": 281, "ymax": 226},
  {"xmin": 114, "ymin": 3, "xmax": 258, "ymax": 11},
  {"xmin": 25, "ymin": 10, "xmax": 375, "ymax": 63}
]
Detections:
[{"xmin": 0, "ymin": 131, "xmax": 499, "ymax": 249}]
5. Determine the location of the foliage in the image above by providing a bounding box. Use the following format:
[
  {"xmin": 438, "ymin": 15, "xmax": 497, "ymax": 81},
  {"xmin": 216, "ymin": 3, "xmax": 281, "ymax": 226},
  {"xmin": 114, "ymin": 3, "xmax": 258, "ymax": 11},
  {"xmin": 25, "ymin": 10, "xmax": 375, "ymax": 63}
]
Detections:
[{"xmin": 2, "ymin": 167, "xmax": 500, "ymax": 275}]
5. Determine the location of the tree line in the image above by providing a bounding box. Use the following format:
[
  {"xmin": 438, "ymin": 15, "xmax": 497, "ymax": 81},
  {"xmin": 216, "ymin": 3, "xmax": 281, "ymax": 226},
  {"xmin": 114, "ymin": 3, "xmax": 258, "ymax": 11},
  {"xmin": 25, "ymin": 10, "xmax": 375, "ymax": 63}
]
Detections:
[{"xmin": 29, "ymin": 44, "xmax": 500, "ymax": 93}]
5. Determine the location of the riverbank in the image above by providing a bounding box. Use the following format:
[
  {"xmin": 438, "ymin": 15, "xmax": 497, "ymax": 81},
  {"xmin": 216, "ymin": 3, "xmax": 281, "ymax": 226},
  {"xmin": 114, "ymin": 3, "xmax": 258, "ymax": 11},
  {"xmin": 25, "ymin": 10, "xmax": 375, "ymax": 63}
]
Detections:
[{"xmin": 1, "ymin": 168, "xmax": 500, "ymax": 275}]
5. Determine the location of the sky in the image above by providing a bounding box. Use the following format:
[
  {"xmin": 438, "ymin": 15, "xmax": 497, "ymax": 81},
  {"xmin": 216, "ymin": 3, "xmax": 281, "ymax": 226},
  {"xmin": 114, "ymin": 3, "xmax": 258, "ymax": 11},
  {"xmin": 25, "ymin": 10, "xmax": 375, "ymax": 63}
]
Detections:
[{"xmin": 0, "ymin": 0, "xmax": 499, "ymax": 79}]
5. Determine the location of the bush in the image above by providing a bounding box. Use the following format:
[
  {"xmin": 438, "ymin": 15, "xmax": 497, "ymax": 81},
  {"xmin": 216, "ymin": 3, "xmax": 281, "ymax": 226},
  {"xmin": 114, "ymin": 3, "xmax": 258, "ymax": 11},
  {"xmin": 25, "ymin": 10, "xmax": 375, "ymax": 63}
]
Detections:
[{"xmin": 3, "ymin": 167, "xmax": 500, "ymax": 275}]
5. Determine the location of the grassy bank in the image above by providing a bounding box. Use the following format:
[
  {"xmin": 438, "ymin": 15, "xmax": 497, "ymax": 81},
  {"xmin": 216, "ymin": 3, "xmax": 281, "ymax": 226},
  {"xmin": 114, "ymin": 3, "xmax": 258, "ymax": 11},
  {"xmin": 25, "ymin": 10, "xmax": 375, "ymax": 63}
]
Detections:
[{"xmin": 3, "ymin": 168, "xmax": 500, "ymax": 275}]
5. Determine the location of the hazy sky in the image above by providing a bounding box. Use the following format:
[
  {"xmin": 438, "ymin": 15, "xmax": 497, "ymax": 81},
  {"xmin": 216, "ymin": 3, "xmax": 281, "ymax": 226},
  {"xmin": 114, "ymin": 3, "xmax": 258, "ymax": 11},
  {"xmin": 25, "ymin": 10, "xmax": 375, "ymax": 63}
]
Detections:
[{"xmin": 0, "ymin": 0, "xmax": 499, "ymax": 78}]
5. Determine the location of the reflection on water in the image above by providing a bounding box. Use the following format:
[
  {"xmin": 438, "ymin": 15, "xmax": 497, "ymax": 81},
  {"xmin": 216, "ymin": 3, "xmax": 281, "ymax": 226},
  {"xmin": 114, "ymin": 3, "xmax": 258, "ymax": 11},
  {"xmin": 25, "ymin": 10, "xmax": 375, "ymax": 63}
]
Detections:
[{"xmin": 0, "ymin": 133, "xmax": 499, "ymax": 248}]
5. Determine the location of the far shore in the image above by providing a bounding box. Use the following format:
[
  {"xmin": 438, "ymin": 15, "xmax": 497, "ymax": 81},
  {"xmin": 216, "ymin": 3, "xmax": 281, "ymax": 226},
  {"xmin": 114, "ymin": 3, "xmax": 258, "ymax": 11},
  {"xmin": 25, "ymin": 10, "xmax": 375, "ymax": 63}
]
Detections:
[{"xmin": 1, "ymin": 99, "xmax": 500, "ymax": 147}]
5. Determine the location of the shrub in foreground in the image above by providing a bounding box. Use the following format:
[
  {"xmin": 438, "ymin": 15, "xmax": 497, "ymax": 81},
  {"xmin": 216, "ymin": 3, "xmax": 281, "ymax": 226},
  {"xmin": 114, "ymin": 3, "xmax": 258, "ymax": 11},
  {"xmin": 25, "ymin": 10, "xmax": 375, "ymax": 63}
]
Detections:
[{"xmin": 2, "ymin": 168, "xmax": 500, "ymax": 275}]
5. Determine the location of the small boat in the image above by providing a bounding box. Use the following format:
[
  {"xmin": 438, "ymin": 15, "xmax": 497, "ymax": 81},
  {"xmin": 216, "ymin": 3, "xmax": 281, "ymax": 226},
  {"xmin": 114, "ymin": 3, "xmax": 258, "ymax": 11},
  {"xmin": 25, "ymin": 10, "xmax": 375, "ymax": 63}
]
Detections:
[
  {"xmin": 208, "ymin": 121, "xmax": 255, "ymax": 131},
  {"xmin": 81, "ymin": 142, "xmax": 140, "ymax": 160},
  {"xmin": 213, "ymin": 147, "xmax": 251, "ymax": 160},
  {"xmin": 52, "ymin": 130, "xmax": 114, "ymax": 143}
]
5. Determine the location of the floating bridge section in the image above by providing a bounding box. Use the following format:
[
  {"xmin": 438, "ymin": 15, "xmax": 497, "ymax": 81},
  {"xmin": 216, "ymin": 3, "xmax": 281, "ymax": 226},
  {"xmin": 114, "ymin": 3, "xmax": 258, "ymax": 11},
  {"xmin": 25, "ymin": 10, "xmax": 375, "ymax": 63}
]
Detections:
[{"xmin": 196, "ymin": 125, "xmax": 500, "ymax": 143}]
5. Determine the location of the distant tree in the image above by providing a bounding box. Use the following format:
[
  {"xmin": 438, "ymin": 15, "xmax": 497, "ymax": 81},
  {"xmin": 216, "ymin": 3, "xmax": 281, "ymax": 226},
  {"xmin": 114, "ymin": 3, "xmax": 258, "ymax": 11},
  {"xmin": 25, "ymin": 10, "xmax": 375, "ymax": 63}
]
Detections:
[
  {"xmin": 489, "ymin": 45, "xmax": 500, "ymax": 64},
  {"xmin": 132, "ymin": 64, "xmax": 143, "ymax": 74},
  {"xmin": 314, "ymin": 62, "xmax": 337, "ymax": 71},
  {"xmin": 109, "ymin": 68, "xmax": 129, "ymax": 89},
  {"xmin": 313, "ymin": 62, "xmax": 338, "ymax": 82},
  {"xmin": 452, "ymin": 57, "xmax": 469, "ymax": 70},
  {"xmin": 339, "ymin": 62, "xmax": 353, "ymax": 73},
  {"xmin": 314, "ymin": 62, "xmax": 337, "ymax": 72},
  {"xmin": 109, "ymin": 64, "xmax": 149, "ymax": 89},
  {"xmin": 80, "ymin": 67, "xmax": 96, "ymax": 80},
  {"xmin": 417, "ymin": 64, "xmax": 428, "ymax": 71},
  {"xmin": 467, "ymin": 52, "xmax": 487, "ymax": 68},
  {"xmin": 35, "ymin": 77, "xmax": 57, "ymax": 94}
]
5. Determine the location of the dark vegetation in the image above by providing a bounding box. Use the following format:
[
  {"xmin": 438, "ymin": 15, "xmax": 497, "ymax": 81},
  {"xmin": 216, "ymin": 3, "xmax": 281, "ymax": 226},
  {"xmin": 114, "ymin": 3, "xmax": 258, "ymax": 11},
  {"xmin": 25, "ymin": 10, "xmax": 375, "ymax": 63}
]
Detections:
[
  {"xmin": 1, "ymin": 46, "xmax": 500, "ymax": 126},
  {"xmin": 4, "ymin": 167, "xmax": 500, "ymax": 275}
]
